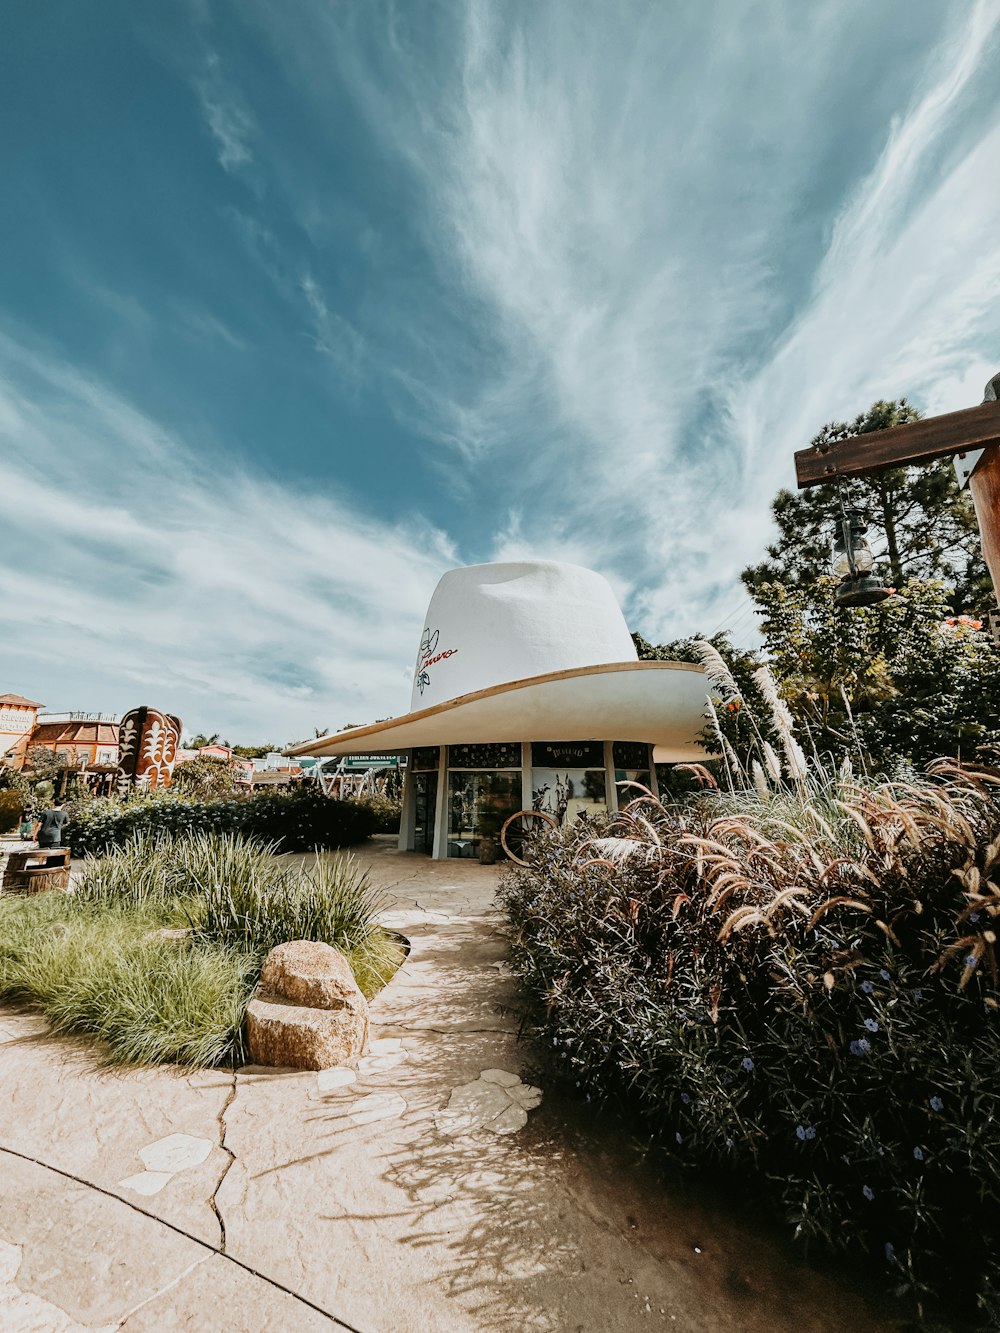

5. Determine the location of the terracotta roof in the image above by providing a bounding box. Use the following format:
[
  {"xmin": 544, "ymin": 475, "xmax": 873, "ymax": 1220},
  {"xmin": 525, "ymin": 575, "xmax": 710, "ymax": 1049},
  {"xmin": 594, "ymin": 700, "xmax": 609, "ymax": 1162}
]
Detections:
[
  {"xmin": 0, "ymin": 694, "xmax": 43, "ymax": 708},
  {"xmin": 30, "ymin": 722, "xmax": 119, "ymax": 745}
]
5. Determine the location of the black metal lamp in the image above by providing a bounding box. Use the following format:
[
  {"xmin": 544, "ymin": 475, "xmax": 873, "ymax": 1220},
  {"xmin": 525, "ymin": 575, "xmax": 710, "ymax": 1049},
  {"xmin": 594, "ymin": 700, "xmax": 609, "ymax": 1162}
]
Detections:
[{"xmin": 832, "ymin": 507, "xmax": 891, "ymax": 608}]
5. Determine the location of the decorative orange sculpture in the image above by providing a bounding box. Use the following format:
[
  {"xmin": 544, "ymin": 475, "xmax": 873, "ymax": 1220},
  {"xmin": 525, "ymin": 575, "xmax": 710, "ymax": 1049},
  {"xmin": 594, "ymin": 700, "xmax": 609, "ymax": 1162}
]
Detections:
[{"xmin": 117, "ymin": 707, "xmax": 182, "ymax": 789}]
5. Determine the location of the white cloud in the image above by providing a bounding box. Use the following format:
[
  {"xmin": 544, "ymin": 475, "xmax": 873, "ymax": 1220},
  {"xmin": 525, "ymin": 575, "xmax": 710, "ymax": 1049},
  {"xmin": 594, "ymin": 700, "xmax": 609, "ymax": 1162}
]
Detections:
[
  {"xmin": 271, "ymin": 0, "xmax": 1000, "ymax": 644},
  {"xmin": 14, "ymin": 0, "xmax": 997, "ymax": 746},
  {"xmin": 0, "ymin": 332, "xmax": 454, "ymax": 742},
  {"xmin": 196, "ymin": 53, "xmax": 254, "ymax": 173},
  {"xmin": 300, "ymin": 273, "xmax": 366, "ymax": 390}
]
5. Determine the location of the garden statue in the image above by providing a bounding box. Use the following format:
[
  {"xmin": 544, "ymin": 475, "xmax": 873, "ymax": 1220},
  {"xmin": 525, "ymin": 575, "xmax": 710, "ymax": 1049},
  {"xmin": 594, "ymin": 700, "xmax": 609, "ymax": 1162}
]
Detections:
[{"xmin": 117, "ymin": 706, "xmax": 183, "ymax": 790}]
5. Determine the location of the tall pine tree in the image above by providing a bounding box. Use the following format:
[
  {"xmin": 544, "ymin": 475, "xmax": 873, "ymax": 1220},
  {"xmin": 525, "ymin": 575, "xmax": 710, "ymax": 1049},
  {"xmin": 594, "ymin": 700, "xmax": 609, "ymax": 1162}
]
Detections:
[{"xmin": 741, "ymin": 400, "xmax": 991, "ymax": 613}]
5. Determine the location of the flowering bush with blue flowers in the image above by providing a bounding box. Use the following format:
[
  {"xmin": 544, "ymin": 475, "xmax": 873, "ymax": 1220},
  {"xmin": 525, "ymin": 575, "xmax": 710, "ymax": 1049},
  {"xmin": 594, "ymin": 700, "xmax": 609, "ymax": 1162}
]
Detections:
[
  {"xmin": 68, "ymin": 786, "xmax": 380, "ymax": 857},
  {"xmin": 499, "ymin": 751, "xmax": 1000, "ymax": 1325}
]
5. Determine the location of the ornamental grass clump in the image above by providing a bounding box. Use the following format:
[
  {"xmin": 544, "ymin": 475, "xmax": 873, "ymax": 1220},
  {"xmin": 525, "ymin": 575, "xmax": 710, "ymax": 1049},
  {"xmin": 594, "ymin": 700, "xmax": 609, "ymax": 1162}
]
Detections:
[
  {"xmin": 190, "ymin": 833, "xmax": 388, "ymax": 957},
  {"xmin": 75, "ymin": 831, "xmax": 188, "ymax": 908},
  {"xmin": 0, "ymin": 892, "xmax": 256, "ymax": 1066},
  {"xmin": 0, "ymin": 831, "xmax": 401, "ymax": 1067},
  {"xmin": 499, "ymin": 665, "xmax": 1000, "ymax": 1324}
]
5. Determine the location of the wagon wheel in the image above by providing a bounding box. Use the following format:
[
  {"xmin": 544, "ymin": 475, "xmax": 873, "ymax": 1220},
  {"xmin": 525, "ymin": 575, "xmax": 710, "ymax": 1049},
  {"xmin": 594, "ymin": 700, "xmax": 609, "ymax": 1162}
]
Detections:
[{"xmin": 499, "ymin": 809, "xmax": 559, "ymax": 866}]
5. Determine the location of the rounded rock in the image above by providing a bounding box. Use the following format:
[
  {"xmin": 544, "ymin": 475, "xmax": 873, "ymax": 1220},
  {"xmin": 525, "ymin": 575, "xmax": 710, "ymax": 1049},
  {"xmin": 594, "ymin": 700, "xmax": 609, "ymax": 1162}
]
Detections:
[
  {"xmin": 246, "ymin": 995, "xmax": 369, "ymax": 1071},
  {"xmin": 259, "ymin": 940, "xmax": 363, "ymax": 1011}
]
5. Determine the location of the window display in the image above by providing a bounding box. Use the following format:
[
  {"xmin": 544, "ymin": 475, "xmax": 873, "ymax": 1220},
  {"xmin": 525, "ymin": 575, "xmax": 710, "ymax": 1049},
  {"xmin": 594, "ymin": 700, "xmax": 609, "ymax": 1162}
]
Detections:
[
  {"xmin": 447, "ymin": 771, "xmax": 521, "ymax": 858},
  {"xmin": 613, "ymin": 742, "xmax": 652, "ymax": 806},
  {"xmin": 448, "ymin": 742, "xmax": 521, "ymax": 769}
]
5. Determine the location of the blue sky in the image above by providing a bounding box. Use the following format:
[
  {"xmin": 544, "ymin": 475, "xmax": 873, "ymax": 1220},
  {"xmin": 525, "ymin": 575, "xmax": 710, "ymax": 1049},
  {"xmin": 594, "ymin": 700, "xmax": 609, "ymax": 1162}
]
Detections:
[{"xmin": 1, "ymin": 1, "xmax": 998, "ymax": 743}]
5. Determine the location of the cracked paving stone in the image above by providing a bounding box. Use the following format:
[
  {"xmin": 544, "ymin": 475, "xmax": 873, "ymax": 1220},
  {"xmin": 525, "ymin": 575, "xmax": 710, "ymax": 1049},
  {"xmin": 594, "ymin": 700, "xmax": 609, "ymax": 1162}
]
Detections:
[
  {"xmin": 435, "ymin": 1068, "xmax": 543, "ymax": 1137},
  {"xmin": 316, "ymin": 1067, "xmax": 357, "ymax": 1092},
  {"xmin": 357, "ymin": 1036, "xmax": 408, "ymax": 1075},
  {"xmin": 118, "ymin": 1133, "xmax": 212, "ymax": 1196},
  {"xmin": 0, "ymin": 1239, "xmax": 118, "ymax": 1333},
  {"xmin": 349, "ymin": 1092, "xmax": 407, "ymax": 1125}
]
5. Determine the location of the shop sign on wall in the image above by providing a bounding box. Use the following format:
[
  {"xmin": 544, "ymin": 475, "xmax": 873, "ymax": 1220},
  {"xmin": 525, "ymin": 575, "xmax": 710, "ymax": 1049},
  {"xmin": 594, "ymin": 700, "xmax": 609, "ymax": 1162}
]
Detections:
[
  {"xmin": 530, "ymin": 741, "xmax": 604, "ymax": 768},
  {"xmin": 0, "ymin": 709, "xmax": 33, "ymax": 733}
]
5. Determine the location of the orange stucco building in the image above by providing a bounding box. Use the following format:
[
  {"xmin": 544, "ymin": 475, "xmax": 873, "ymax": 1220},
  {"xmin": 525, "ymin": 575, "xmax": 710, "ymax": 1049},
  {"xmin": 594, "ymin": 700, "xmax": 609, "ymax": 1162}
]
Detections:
[{"xmin": 27, "ymin": 713, "xmax": 120, "ymax": 769}]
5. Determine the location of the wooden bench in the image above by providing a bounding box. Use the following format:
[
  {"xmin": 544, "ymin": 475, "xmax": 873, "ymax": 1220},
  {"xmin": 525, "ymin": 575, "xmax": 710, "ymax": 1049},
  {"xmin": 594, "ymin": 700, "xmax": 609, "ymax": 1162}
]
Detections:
[{"xmin": 2, "ymin": 847, "xmax": 72, "ymax": 895}]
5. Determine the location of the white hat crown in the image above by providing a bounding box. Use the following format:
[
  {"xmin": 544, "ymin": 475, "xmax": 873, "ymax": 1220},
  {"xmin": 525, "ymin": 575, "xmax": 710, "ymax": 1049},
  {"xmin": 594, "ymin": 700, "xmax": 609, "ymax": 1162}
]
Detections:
[{"xmin": 411, "ymin": 560, "xmax": 637, "ymax": 710}]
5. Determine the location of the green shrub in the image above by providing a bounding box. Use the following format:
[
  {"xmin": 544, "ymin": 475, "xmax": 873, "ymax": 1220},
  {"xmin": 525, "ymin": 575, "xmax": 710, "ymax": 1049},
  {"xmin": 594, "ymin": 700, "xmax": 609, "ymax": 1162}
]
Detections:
[
  {"xmin": 0, "ymin": 788, "xmax": 23, "ymax": 833},
  {"xmin": 68, "ymin": 786, "xmax": 379, "ymax": 857},
  {"xmin": 499, "ymin": 763, "xmax": 1000, "ymax": 1324},
  {"xmin": 172, "ymin": 755, "xmax": 241, "ymax": 798},
  {"xmin": 357, "ymin": 794, "xmax": 402, "ymax": 834}
]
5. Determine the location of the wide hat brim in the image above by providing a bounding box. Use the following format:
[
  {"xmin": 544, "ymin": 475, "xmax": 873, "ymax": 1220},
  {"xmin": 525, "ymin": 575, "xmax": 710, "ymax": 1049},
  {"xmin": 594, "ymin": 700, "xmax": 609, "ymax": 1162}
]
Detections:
[{"xmin": 287, "ymin": 660, "xmax": 708, "ymax": 763}]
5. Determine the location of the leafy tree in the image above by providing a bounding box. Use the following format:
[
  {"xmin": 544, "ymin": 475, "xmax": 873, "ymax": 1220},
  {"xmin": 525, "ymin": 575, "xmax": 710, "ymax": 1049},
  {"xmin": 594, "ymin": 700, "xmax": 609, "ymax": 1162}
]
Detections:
[
  {"xmin": 632, "ymin": 631, "xmax": 776, "ymax": 789},
  {"xmin": 742, "ymin": 400, "xmax": 991, "ymax": 614},
  {"xmin": 182, "ymin": 733, "xmax": 230, "ymax": 750},
  {"xmin": 230, "ymin": 745, "xmax": 274, "ymax": 759},
  {"xmin": 0, "ymin": 789, "xmax": 25, "ymax": 833},
  {"xmin": 0, "ymin": 765, "xmax": 30, "ymax": 797},
  {"xmin": 24, "ymin": 746, "xmax": 72, "ymax": 782},
  {"xmin": 751, "ymin": 574, "xmax": 1000, "ymax": 772},
  {"xmin": 172, "ymin": 756, "xmax": 240, "ymax": 799}
]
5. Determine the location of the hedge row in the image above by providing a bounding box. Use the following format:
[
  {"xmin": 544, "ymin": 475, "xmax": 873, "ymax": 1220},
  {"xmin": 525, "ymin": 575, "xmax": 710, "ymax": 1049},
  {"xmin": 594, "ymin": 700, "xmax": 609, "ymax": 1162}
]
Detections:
[
  {"xmin": 69, "ymin": 788, "xmax": 381, "ymax": 857},
  {"xmin": 499, "ymin": 769, "xmax": 1000, "ymax": 1326}
]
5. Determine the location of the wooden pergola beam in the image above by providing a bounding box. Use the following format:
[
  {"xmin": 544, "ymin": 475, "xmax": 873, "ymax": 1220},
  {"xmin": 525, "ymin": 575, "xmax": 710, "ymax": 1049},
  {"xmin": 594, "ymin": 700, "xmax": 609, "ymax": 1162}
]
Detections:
[{"xmin": 795, "ymin": 398, "xmax": 1000, "ymax": 488}]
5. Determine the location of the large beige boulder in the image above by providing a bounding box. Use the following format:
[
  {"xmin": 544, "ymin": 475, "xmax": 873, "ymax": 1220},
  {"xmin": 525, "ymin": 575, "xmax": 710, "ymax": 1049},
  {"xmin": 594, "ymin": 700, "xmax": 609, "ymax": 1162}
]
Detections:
[
  {"xmin": 246, "ymin": 940, "xmax": 369, "ymax": 1071},
  {"xmin": 259, "ymin": 939, "xmax": 362, "ymax": 1011}
]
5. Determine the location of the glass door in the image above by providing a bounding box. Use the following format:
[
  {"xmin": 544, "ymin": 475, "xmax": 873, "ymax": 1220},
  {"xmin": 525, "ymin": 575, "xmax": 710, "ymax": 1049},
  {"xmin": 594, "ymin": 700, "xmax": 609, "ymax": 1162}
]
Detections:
[{"xmin": 413, "ymin": 771, "xmax": 437, "ymax": 855}]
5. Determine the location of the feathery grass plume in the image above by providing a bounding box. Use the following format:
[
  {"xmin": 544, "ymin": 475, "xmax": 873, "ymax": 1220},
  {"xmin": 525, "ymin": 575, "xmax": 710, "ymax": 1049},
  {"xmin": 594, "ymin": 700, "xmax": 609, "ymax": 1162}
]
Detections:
[
  {"xmin": 752, "ymin": 762, "xmax": 773, "ymax": 799},
  {"xmin": 705, "ymin": 697, "xmax": 736, "ymax": 793},
  {"xmin": 752, "ymin": 664, "xmax": 795, "ymax": 734},
  {"xmin": 762, "ymin": 742, "xmax": 783, "ymax": 785},
  {"xmin": 751, "ymin": 761, "xmax": 770, "ymax": 800},
  {"xmin": 839, "ymin": 684, "xmax": 869, "ymax": 778},
  {"xmin": 753, "ymin": 666, "xmax": 809, "ymax": 789},
  {"xmin": 692, "ymin": 637, "xmax": 741, "ymax": 699},
  {"xmin": 722, "ymin": 734, "xmax": 743, "ymax": 781},
  {"xmin": 577, "ymin": 837, "xmax": 657, "ymax": 867}
]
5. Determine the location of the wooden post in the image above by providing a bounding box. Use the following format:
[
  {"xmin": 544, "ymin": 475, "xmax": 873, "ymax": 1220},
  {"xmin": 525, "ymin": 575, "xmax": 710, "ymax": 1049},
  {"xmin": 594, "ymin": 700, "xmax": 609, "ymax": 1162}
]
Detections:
[
  {"xmin": 968, "ymin": 376, "xmax": 1000, "ymax": 598},
  {"xmin": 795, "ymin": 372, "xmax": 1000, "ymax": 602}
]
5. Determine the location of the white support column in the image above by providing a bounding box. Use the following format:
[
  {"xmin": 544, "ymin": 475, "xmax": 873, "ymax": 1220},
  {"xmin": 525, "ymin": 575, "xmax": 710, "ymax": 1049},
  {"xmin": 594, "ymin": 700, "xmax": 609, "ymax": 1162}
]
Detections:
[
  {"xmin": 431, "ymin": 745, "xmax": 450, "ymax": 860},
  {"xmin": 520, "ymin": 741, "xmax": 533, "ymax": 812},
  {"xmin": 604, "ymin": 740, "xmax": 618, "ymax": 814},
  {"xmin": 647, "ymin": 744, "xmax": 660, "ymax": 799},
  {"xmin": 398, "ymin": 752, "xmax": 415, "ymax": 852}
]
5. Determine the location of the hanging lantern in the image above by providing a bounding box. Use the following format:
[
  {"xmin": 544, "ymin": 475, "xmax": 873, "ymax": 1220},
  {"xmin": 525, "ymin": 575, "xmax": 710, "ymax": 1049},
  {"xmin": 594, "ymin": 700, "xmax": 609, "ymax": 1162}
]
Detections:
[{"xmin": 831, "ymin": 508, "xmax": 891, "ymax": 608}]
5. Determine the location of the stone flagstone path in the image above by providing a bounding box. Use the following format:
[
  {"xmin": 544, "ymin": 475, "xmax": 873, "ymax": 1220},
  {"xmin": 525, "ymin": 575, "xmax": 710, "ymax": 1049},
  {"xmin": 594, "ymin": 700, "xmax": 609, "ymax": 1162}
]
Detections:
[{"xmin": 0, "ymin": 838, "xmax": 893, "ymax": 1331}]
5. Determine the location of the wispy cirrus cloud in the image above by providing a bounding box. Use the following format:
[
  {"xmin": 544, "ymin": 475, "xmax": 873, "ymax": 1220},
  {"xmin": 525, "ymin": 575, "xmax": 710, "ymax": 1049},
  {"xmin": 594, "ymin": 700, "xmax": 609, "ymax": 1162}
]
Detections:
[
  {"xmin": 196, "ymin": 51, "xmax": 255, "ymax": 173},
  {"xmin": 0, "ymin": 330, "xmax": 454, "ymax": 741},
  {"xmin": 258, "ymin": 0, "xmax": 1000, "ymax": 639},
  {"xmin": 5, "ymin": 0, "xmax": 999, "ymax": 743}
]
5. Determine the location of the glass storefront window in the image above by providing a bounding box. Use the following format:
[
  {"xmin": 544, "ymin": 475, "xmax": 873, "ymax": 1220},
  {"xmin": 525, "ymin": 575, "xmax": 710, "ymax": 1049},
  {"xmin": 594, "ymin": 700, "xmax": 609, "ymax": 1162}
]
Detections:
[
  {"xmin": 412, "ymin": 746, "xmax": 441, "ymax": 772},
  {"xmin": 529, "ymin": 744, "xmax": 607, "ymax": 828},
  {"xmin": 612, "ymin": 742, "xmax": 652, "ymax": 807},
  {"xmin": 447, "ymin": 771, "xmax": 521, "ymax": 858},
  {"xmin": 447, "ymin": 743, "xmax": 520, "ymax": 769}
]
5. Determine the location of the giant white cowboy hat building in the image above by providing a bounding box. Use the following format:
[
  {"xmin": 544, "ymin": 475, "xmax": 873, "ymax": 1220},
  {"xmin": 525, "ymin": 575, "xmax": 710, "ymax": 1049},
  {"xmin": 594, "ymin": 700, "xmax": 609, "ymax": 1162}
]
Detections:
[{"xmin": 288, "ymin": 560, "xmax": 708, "ymax": 859}]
